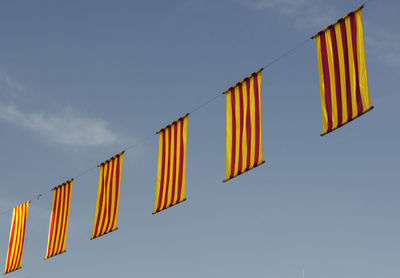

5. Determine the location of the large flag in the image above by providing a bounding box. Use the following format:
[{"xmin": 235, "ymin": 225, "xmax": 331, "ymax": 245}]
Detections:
[
  {"xmin": 223, "ymin": 69, "xmax": 265, "ymax": 182},
  {"xmin": 313, "ymin": 6, "xmax": 373, "ymax": 136},
  {"xmin": 44, "ymin": 179, "xmax": 73, "ymax": 260},
  {"xmin": 153, "ymin": 114, "xmax": 188, "ymax": 214},
  {"xmin": 4, "ymin": 201, "xmax": 29, "ymax": 274},
  {"xmin": 91, "ymin": 151, "xmax": 124, "ymax": 239}
]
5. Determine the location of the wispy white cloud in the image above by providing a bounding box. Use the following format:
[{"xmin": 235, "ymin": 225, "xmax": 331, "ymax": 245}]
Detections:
[
  {"xmin": 0, "ymin": 105, "xmax": 117, "ymax": 146},
  {"xmin": 236, "ymin": 0, "xmax": 338, "ymax": 29},
  {"xmin": 365, "ymin": 30, "xmax": 400, "ymax": 68},
  {"xmin": 0, "ymin": 67, "xmax": 23, "ymax": 97}
]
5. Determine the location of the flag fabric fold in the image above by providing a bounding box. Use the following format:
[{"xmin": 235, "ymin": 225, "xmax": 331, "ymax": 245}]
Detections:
[
  {"xmin": 4, "ymin": 201, "xmax": 29, "ymax": 275},
  {"xmin": 153, "ymin": 114, "xmax": 188, "ymax": 214},
  {"xmin": 91, "ymin": 151, "xmax": 124, "ymax": 239},
  {"xmin": 224, "ymin": 69, "xmax": 265, "ymax": 182},
  {"xmin": 313, "ymin": 6, "xmax": 373, "ymax": 136},
  {"xmin": 44, "ymin": 179, "xmax": 73, "ymax": 260}
]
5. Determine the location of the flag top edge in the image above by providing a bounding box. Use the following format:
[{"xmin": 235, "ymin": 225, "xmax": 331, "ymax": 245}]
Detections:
[
  {"xmin": 223, "ymin": 68, "xmax": 264, "ymax": 95},
  {"xmin": 311, "ymin": 5, "xmax": 364, "ymax": 39},
  {"xmin": 52, "ymin": 179, "xmax": 74, "ymax": 191},
  {"xmin": 97, "ymin": 151, "xmax": 125, "ymax": 167},
  {"xmin": 156, "ymin": 113, "xmax": 189, "ymax": 134}
]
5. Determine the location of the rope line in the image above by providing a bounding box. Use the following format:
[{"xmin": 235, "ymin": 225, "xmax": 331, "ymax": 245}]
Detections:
[{"xmin": 0, "ymin": 1, "xmax": 372, "ymax": 217}]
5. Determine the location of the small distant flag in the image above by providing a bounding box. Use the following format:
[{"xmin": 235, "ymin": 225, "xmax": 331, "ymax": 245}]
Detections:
[
  {"xmin": 91, "ymin": 152, "xmax": 124, "ymax": 239},
  {"xmin": 313, "ymin": 6, "xmax": 373, "ymax": 136},
  {"xmin": 223, "ymin": 69, "xmax": 265, "ymax": 182},
  {"xmin": 153, "ymin": 114, "xmax": 188, "ymax": 214},
  {"xmin": 4, "ymin": 201, "xmax": 29, "ymax": 275},
  {"xmin": 44, "ymin": 179, "xmax": 73, "ymax": 260}
]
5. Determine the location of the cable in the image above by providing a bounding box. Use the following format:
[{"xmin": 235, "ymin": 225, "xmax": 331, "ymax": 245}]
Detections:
[{"xmin": 0, "ymin": 1, "xmax": 372, "ymax": 218}]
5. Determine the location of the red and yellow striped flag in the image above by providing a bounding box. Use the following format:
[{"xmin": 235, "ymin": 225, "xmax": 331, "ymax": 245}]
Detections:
[
  {"xmin": 44, "ymin": 179, "xmax": 73, "ymax": 260},
  {"xmin": 224, "ymin": 69, "xmax": 264, "ymax": 182},
  {"xmin": 91, "ymin": 151, "xmax": 124, "ymax": 239},
  {"xmin": 4, "ymin": 201, "xmax": 29, "ymax": 274},
  {"xmin": 313, "ymin": 6, "xmax": 373, "ymax": 136},
  {"xmin": 153, "ymin": 114, "xmax": 188, "ymax": 214}
]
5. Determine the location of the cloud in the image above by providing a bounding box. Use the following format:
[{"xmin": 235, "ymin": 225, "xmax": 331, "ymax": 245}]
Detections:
[
  {"xmin": 236, "ymin": 0, "xmax": 338, "ymax": 29},
  {"xmin": 0, "ymin": 105, "xmax": 117, "ymax": 146},
  {"xmin": 365, "ymin": 30, "xmax": 400, "ymax": 68},
  {"xmin": 0, "ymin": 67, "xmax": 23, "ymax": 97}
]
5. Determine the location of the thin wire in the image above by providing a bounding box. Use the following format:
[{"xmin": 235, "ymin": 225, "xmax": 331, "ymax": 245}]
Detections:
[{"xmin": 0, "ymin": 0, "xmax": 373, "ymax": 218}]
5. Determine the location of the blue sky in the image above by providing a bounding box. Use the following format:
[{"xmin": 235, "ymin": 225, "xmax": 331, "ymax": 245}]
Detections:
[{"xmin": 0, "ymin": 0, "xmax": 399, "ymax": 277}]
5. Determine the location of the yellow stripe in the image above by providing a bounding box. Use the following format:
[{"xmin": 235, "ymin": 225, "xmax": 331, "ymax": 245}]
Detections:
[
  {"xmin": 162, "ymin": 128, "xmax": 170, "ymax": 209},
  {"xmin": 257, "ymin": 72, "xmax": 263, "ymax": 164},
  {"xmin": 241, "ymin": 81, "xmax": 249, "ymax": 169},
  {"xmin": 233, "ymin": 86, "xmax": 240, "ymax": 177},
  {"xmin": 167, "ymin": 124, "xmax": 175, "ymax": 207},
  {"xmin": 249, "ymin": 75, "xmax": 256, "ymax": 166},
  {"xmin": 154, "ymin": 132, "xmax": 163, "ymax": 213},
  {"xmin": 180, "ymin": 116, "xmax": 188, "ymax": 202},
  {"xmin": 113, "ymin": 155, "xmax": 123, "ymax": 229},
  {"xmin": 225, "ymin": 92, "xmax": 233, "ymax": 180},
  {"xmin": 335, "ymin": 22, "xmax": 349, "ymax": 123},
  {"xmin": 325, "ymin": 29, "xmax": 339, "ymax": 130},
  {"xmin": 17, "ymin": 204, "xmax": 28, "ymax": 269},
  {"xmin": 174, "ymin": 122, "xmax": 181, "ymax": 206},
  {"xmin": 355, "ymin": 10, "xmax": 370, "ymax": 111},
  {"xmin": 92, "ymin": 164, "xmax": 103, "ymax": 238},
  {"xmin": 315, "ymin": 36, "xmax": 328, "ymax": 134},
  {"xmin": 345, "ymin": 16, "xmax": 358, "ymax": 118},
  {"xmin": 62, "ymin": 182, "xmax": 72, "ymax": 253}
]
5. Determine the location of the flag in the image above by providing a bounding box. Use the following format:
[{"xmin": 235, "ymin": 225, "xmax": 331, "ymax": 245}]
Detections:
[
  {"xmin": 224, "ymin": 69, "xmax": 265, "ymax": 182},
  {"xmin": 4, "ymin": 201, "xmax": 29, "ymax": 274},
  {"xmin": 91, "ymin": 151, "xmax": 124, "ymax": 239},
  {"xmin": 153, "ymin": 114, "xmax": 188, "ymax": 214},
  {"xmin": 44, "ymin": 179, "xmax": 73, "ymax": 259},
  {"xmin": 313, "ymin": 6, "xmax": 373, "ymax": 136}
]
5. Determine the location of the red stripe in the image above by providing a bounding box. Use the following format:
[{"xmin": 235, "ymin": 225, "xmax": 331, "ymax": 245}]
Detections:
[
  {"xmin": 176, "ymin": 120, "xmax": 184, "ymax": 202},
  {"xmin": 99, "ymin": 159, "xmax": 114, "ymax": 235},
  {"xmin": 237, "ymin": 83, "xmax": 244, "ymax": 175},
  {"xmin": 229, "ymin": 89, "xmax": 237, "ymax": 179},
  {"xmin": 18, "ymin": 204, "xmax": 28, "ymax": 268},
  {"xmin": 156, "ymin": 132, "xmax": 166, "ymax": 213},
  {"xmin": 93, "ymin": 165, "xmax": 106, "ymax": 237},
  {"xmin": 320, "ymin": 32, "xmax": 333, "ymax": 132},
  {"xmin": 253, "ymin": 74, "xmax": 261, "ymax": 166},
  {"xmin": 111, "ymin": 157, "xmax": 121, "ymax": 229},
  {"xmin": 340, "ymin": 20, "xmax": 353, "ymax": 121},
  {"xmin": 7, "ymin": 207, "xmax": 18, "ymax": 271},
  {"xmin": 57, "ymin": 184, "xmax": 68, "ymax": 254},
  {"xmin": 162, "ymin": 128, "xmax": 172, "ymax": 210},
  {"xmin": 105, "ymin": 159, "xmax": 116, "ymax": 233},
  {"xmin": 329, "ymin": 26, "xmax": 343, "ymax": 126},
  {"xmin": 170, "ymin": 124, "xmax": 178, "ymax": 206},
  {"xmin": 350, "ymin": 13, "xmax": 364, "ymax": 115},
  {"xmin": 245, "ymin": 80, "xmax": 252, "ymax": 171},
  {"xmin": 47, "ymin": 190, "xmax": 57, "ymax": 257},
  {"xmin": 51, "ymin": 188, "xmax": 63, "ymax": 256}
]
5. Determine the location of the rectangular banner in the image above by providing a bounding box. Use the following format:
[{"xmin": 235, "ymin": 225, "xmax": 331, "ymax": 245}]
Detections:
[
  {"xmin": 224, "ymin": 69, "xmax": 264, "ymax": 182},
  {"xmin": 313, "ymin": 6, "xmax": 373, "ymax": 136},
  {"xmin": 44, "ymin": 179, "xmax": 73, "ymax": 259},
  {"xmin": 4, "ymin": 201, "xmax": 29, "ymax": 274},
  {"xmin": 153, "ymin": 114, "xmax": 188, "ymax": 214},
  {"xmin": 91, "ymin": 151, "xmax": 124, "ymax": 239}
]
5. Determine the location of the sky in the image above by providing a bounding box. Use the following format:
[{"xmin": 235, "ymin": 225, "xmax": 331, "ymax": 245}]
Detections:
[{"xmin": 0, "ymin": 0, "xmax": 399, "ymax": 277}]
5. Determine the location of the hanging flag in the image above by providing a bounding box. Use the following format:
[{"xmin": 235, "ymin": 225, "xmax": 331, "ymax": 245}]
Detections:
[
  {"xmin": 91, "ymin": 151, "xmax": 124, "ymax": 239},
  {"xmin": 312, "ymin": 6, "xmax": 373, "ymax": 136},
  {"xmin": 223, "ymin": 69, "xmax": 265, "ymax": 182},
  {"xmin": 44, "ymin": 179, "xmax": 73, "ymax": 260},
  {"xmin": 153, "ymin": 114, "xmax": 188, "ymax": 214},
  {"xmin": 4, "ymin": 201, "xmax": 29, "ymax": 275}
]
